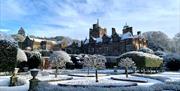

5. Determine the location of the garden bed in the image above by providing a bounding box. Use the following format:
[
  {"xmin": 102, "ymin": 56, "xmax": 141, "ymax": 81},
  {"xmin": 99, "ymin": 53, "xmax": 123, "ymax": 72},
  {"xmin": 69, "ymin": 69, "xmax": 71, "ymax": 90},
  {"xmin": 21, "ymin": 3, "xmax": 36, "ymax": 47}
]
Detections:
[
  {"xmin": 111, "ymin": 77, "xmax": 148, "ymax": 83},
  {"xmin": 37, "ymin": 75, "xmax": 73, "ymax": 82},
  {"xmin": 55, "ymin": 77, "xmax": 138, "ymax": 88},
  {"xmin": 58, "ymin": 83, "xmax": 137, "ymax": 88},
  {"xmin": 131, "ymin": 74, "xmax": 171, "ymax": 82},
  {"xmin": 68, "ymin": 73, "xmax": 108, "ymax": 77}
]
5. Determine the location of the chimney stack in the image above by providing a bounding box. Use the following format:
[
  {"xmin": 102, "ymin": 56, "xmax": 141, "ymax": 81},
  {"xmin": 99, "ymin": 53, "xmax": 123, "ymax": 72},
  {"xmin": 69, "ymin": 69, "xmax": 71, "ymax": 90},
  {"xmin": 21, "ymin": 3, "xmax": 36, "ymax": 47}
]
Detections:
[
  {"xmin": 112, "ymin": 28, "xmax": 116, "ymax": 35},
  {"xmin": 137, "ymin": 31, "xmax": 141, "ymax": 35}
]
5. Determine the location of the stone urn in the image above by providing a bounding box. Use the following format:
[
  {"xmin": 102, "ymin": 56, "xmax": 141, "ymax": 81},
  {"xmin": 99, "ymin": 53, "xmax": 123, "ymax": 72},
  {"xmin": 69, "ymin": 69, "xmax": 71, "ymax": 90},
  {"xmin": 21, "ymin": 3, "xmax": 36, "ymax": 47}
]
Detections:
[
  {"xmin": 29, "ymin": 69, "xmax": 39, "ymax": 91},
  {"xmin": 30, "ymin": 69, "xmax": 39, "ymax": 79}
]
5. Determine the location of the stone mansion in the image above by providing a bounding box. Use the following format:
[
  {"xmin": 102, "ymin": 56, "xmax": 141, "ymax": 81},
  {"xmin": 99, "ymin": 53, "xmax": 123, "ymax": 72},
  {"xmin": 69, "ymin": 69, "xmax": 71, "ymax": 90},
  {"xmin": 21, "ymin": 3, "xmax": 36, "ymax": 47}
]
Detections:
[{"xmin": 80, "ymin": 20, "xmax": 147, "ymax": 56}]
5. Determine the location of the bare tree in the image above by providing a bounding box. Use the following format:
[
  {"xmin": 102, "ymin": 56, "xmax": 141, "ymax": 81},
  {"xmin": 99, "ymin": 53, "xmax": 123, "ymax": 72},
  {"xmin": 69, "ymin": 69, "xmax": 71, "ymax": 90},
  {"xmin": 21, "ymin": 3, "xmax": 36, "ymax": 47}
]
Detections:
[
  {"xmin": 82, "ymin": 54, "xmax": 91, "ymax": 74},
  {"xmin": 118, "ymin": 57, "xmax": 136, "ymax": 78},
  {"xmin": 89, "ymin": 54, "xmax": 106, "ymax": 82},
  {"xmin": 49, "ymin": 51, "xmax": 72, "ymax": 78}
]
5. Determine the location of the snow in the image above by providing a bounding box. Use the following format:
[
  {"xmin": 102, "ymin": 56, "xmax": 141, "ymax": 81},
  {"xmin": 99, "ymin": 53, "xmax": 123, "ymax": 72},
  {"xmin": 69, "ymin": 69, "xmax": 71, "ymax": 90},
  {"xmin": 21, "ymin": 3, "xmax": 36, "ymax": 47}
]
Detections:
[
  {"xmin": 49, "ymin": 75, "xmax": 136, "ymax": 87},
  {"xmin": 111, "ymin": 75, "xmax": 162, "ymax": 86},
  {"xmin": 30, "ymin": 68, "xmax": 40, "ymax": 71},
  {"xmin": 0, "ymin": 69, "xmax": 180, "ymax": 91},
  {"xmin": 0, "ymin": 76, "xmax": 29, "ymax": 91},
  {"xmin": 120, "ymin": 51, "xmax": 163, "ymax": 60},
  {"xmin": 17, "ymin": 48, "xmax": 27, "ymax": 62},
  {"xmin": 95, "ymin": 37, "xmax": 102, "ymax": 43},
  {"xmin": 29, "ymin": 37, "xmax": 44, "ymax": 42},
  {"xmin": 148, "ymin": 72, "xmax": 180, "ymax": 82},
  {"xmin": 121, "ymin": 32, "xmax": 133, "ymax": 40},
  {"xmin": 68, "ymin": 73, "xmax": 108, "ymax": 77}
]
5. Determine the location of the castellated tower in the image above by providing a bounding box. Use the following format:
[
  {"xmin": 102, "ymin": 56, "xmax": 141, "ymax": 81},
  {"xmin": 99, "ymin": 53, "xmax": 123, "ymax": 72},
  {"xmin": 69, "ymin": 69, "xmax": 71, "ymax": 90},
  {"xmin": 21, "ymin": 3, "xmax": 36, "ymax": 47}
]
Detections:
[
  {"xmin": 18, "ymin": 27, "xmax": 26, "ymax": 37},
  {"xmin": 89, "ymin": 19, "xmax": 107, "ymax": 38}
]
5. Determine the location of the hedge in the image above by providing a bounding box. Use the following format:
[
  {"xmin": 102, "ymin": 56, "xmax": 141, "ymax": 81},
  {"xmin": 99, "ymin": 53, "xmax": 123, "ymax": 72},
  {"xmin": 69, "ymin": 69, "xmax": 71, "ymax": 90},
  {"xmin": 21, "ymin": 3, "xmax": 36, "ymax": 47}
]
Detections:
[
  {"xmin": 117, "ymin": 51, "xmax": 163, "ymax": 68},
  {"xmin": 0, "ymin": 40, "xmax": 18, "ymax": 72}
]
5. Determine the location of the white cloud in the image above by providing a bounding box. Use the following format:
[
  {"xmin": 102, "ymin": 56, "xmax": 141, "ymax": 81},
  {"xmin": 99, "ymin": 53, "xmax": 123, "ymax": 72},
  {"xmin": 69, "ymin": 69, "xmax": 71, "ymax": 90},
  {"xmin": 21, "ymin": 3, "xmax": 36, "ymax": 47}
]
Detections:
[
  {"xmin": 0, "ymin": 0, "xmax": 179, "ymax": 39},
  {"xmin": 0, "ymin": 29, "xmax": 11, "ymax": 32}
]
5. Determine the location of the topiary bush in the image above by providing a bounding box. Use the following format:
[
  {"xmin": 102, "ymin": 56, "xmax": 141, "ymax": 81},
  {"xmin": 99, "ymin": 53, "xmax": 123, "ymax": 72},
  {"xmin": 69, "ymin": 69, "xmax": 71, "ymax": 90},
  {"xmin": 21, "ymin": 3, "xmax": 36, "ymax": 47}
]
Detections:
[
  {"xmin": 16, "ymin": 48, "xmax": 28, "ymax": 72},
  {"xmin": 0, "ymin": 33, "xmax": 18, "ymax": 72},
  {"xmin": 118, "ymin": 51, "xmax": 163, "ymax": 71},
  {"xmin": 26, "ymin": 51, "xmax": 42, "ymax": 69}
]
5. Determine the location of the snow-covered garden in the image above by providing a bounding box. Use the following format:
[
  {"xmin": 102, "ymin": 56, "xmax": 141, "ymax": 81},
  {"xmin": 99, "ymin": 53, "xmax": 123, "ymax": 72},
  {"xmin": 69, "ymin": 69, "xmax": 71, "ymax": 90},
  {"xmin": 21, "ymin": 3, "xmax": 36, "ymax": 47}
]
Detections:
[
  {"xmin": 1, "ymin": 69, "xmax": 180, "ymax": 91},
  {"xmin": 0, "ymin": 32, "xmax": 180, "ymax": 91}
]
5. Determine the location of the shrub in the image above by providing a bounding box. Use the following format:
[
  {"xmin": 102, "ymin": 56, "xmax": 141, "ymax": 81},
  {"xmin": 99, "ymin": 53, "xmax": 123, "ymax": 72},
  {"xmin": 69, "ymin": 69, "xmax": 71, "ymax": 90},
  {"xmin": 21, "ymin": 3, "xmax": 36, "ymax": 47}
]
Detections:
[
  {"xmin": 118, "ymin": 51, "xmax": 163, "ymax": 69},
  {"xmin": 166, "ymin": 59, "xmax": 180, "ymax": 71},
  {"xmin": 70, "ymin": 54, "xmax": 83, "ymax": 69},
  {"xmin": 49, "ymin": 51, "xmax": 72, "ymax": 77},
  {"xmin": 163, "ymin": 53, "xmax": 180, "ymax": 71},
  {"xmin": 27, "ymin": 51, "xmax": 42, "ymax": 69},
  {"xmin": 16, "ymin": 48, "xmax": 28, "ymax": 71},
  {"xmin": 0, "ymin": 33, "xmax": 18, "ymax": 72}
]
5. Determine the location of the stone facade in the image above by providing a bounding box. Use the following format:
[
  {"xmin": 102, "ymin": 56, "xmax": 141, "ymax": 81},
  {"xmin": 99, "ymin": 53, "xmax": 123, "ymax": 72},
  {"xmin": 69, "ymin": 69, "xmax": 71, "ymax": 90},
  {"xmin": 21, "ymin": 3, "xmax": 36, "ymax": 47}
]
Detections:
[
  {"xmin": 19, "ymin": 36, "xmax": 56, "ymax": 50},
  {"xmin": 89, "ymin": 20, "xmax": 107, "ymax": 38},
  {"xmin": 81, "ymin": 22, "xmax": 147, "ymax": 56}
]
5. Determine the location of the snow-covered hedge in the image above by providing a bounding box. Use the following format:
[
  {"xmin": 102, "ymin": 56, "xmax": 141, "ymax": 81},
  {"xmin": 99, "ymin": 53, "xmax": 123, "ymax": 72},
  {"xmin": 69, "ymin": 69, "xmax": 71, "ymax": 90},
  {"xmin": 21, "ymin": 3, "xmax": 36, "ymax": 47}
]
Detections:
[
  {"xmin": 163, "ymin": 53, "xmax": 180, "ymax": 71},
  {"xmin": 138, "ymin": 47, "xmax": 154, "ymax": 54},
  {"xmin": 0, "ymin": 33, "xmax": 18, "ymax": 72},
  {"xmin": 118, "ymin": 51, "xmax": 163, "ymax": 68}
]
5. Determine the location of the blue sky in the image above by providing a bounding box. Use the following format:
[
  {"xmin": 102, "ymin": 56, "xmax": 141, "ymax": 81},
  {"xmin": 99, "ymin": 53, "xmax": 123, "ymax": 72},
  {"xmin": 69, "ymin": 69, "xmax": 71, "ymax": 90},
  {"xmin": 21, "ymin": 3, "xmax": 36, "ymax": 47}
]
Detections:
[{"xmin": 0, "ymin": 0, "xmax": 180, "ymax": 40}]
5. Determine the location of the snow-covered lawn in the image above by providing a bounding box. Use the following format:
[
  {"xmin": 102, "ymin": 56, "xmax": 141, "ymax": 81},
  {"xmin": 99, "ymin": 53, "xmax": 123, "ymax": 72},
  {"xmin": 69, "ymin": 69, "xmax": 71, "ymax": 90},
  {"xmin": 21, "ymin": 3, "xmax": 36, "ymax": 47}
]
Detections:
[
  {"xmin": 149, "ymin": 72, "xmax": 180, "ymax": 82},
  {"xmin": 0, "ymin": 76, "xmax": 29, "ymax": 91},
  {"xmin": 56, "ymin": 76, "xmax": 137, "ymax": 87},
  {"xmin": 0, "ymin": 69, "xmax": 180, "ymax": 91}
]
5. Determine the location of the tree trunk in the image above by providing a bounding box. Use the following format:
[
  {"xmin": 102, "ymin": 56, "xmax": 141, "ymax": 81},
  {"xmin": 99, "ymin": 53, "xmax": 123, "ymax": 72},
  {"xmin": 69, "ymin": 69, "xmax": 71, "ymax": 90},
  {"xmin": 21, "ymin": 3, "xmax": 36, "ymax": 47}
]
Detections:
[
  {"xmin": 139, "ymin": 68, "xmax": 142, "ymax": 73},
  {"xmin": 95, "ymin": 69, "xmax": 98, "ymax": 82},
  {"xmin": 150, "ymin": 68, "xmax": 152, "ymax": 74},
  {"xmin": 125, "ymin": 67, "xmax": 128, "ymax": 78},
  {"xmin": 55, "ymin": 66, "xmax": 58, "ymax": 78}
]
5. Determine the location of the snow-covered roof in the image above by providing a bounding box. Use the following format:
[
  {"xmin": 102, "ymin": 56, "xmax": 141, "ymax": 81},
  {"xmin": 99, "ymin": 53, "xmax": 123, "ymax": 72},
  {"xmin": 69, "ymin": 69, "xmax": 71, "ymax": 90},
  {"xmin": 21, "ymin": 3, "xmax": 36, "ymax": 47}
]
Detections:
[
  {"xmin": 134, "ymin": 35, "xmax": 145, "ymax": 39},
  {"xmin": 96, "ymin": 37, "xmax": 102, "ymax": 43},
  {"xmin": 49, "ymin": 40, "xmax": 57, "ymax": 44},
  {"xmin": 121, "ymin": 32, "xmax": 133, "ymax": 40},
  {"xmin": 29, "ymin": 37, "xmax": 44, "ymax": 42}
]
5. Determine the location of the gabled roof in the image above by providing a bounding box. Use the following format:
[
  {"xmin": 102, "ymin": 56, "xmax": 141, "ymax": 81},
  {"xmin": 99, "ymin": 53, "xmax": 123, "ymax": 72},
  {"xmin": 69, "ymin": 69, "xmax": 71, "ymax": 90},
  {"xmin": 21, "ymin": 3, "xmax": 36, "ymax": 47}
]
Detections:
[{"xmin": 121, "ymin": 32, "xmax": 133, "ymax": 40}]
